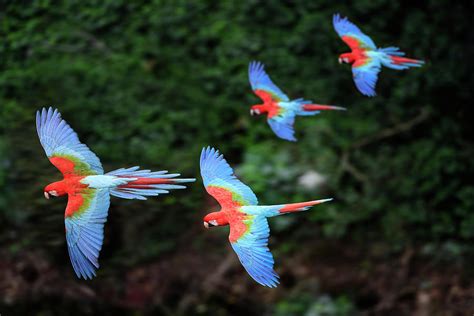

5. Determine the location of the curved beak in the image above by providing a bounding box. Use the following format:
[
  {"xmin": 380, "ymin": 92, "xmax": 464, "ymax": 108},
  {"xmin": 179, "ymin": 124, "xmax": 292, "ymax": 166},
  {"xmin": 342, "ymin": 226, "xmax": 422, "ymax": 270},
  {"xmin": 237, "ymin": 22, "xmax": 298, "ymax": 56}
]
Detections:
[
  {"xmin": 203, "ymin": 222, "xmax": 209, "ymax": 229},
  {"xmin": 250, "ymin": 109, "xmax": 261, "ymax": 116},
  {"xmin": 338, "ymin": 58, "xmax": 343, "ymax": 64},
  {"xmin": 44, "ymin": 192, "xmax": 50, "ymax": 199}
]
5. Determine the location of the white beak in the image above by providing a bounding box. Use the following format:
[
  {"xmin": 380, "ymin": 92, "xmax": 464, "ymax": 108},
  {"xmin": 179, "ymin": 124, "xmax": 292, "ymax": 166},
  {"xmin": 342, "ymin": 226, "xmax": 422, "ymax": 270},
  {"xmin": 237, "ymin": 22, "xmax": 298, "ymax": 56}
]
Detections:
[
  {"xmin": 44, "ymin": 192, "xmax": 50, "ymax": 199},
  {"xmin": 203, "ymin": 222, "xmax": 209, "ymax": 229},
  {"xmin": 250, "ymin": 109, "xmax": 260, "ymax": 116},
  {"xmin": 338, "ymin": 58, "xmax": 342, "ymax": 64}
]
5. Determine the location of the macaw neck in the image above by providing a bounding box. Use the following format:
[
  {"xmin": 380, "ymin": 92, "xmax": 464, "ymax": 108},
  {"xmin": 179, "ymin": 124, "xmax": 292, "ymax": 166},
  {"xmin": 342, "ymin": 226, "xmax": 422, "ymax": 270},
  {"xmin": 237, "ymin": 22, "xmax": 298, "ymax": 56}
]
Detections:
[
  {"xmin": 341, "ymin": 51, "xmax": 366, "ymax": 64},
  {"xmin": 45, "ymin": 176, "xmax": 86, "ymax": 196},
  {"xmin": 45, "ymin": 180, "xmax": 69, "ymax": 197},
  {"xmin": 252, "ymin": 103, "xmax": 280, "ymax": 118},
  {"xmin": 204, "ymin": 211, "xmax": 230, "ymax": 226},
  {"xmin": 252, "ymin": 104, "xmax": 269, "ymax": 114}
]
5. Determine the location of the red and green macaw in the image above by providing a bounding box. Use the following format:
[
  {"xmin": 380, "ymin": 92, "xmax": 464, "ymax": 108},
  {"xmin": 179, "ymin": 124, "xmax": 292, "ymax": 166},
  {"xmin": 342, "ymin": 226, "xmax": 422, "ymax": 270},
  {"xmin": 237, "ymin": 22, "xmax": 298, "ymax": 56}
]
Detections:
[
  {"xmin": 333, "ymin": 13, "xmax": 424, "ymax": 97},
  {"xmin": 200, "ymin": 147, "xmax": 332, "ymax": 287},
  {"xmin": 36, "ymin": 107, "xmax": 195, "ymax": 279},
  {"xmin": 248, "ymin": 61, "xmax": 346, "ymax": 142}
]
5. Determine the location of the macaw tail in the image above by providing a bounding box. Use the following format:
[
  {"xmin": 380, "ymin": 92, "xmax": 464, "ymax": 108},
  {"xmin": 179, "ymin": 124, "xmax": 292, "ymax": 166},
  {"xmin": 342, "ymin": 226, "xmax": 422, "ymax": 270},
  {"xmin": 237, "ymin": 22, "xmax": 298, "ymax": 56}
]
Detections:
[
  {"xmin": 302, "ymin": 104, "xmax": 347, "ymax": 112},
  {"xmin": 294, "ymin": 99, "xmax": 346, "ymax": 116},
  {"xmin": 106, "ymin": 166, "xmax": 195, "ymax": 200},
  {"xmin": 278, "ymin": 198, "xmax": 333, "ymax": 214},
  {"xmin": 241, "ymin": 198, "xmax": 332, "ymax": 218},
  {"xmin": 379, "ymin": 46, "xmax": 424, "ymax": 70}
]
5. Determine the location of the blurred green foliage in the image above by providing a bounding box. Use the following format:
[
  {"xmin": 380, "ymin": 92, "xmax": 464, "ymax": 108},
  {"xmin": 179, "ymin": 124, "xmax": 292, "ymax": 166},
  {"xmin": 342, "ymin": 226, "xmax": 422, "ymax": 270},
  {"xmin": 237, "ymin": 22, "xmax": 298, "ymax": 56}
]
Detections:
[
  {"xmin": 275, "ymin": 294, "xmax": 354, "ymax": 316},
  {"xmin": 0, "ymin": 0, "xmax": 472, "ymax": 314}
]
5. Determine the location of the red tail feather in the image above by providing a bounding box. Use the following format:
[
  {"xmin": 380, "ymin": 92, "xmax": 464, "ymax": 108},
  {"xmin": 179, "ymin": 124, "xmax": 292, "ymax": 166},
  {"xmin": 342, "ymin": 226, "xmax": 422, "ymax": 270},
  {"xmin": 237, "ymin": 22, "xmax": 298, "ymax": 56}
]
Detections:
[
  {"xmin": 390, "ymin": 56, "xmax": 423, "ymax": 65},
  {"xmin": 119, "ymin": 177, "xmax": 174, "ymax": 188},
  {"xmin": 279, "ymin": 198, "xmax": 333, "ymax": 214},
  {"xmin": 303, "ymin": 104, "xmax": 346, "ymax": 111}
]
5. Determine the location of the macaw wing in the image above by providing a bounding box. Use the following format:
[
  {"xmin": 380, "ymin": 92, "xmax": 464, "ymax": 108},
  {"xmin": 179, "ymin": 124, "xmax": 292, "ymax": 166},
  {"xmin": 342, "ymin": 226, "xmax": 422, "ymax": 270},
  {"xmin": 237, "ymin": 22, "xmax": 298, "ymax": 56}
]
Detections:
[
  {"xmin": 352, "ymin": 58, "xmax": 381, "ymax": 97},
  {"xmin": 249, "ymin": 61, "xmax": 289, "ymax": 102},
  {"xmin": 267, "ymin": 112, "xmax": 297, "ymax": 142},
  {"xmin": 229, "ymin": 214, "xmax": 279, "ymax": 287},
  {"xmin": 64, "ymin": 188, "xmax": 110, "ymax": 279},
  {"xmin": 333, "ymin": 13, "xmax": 376, "ymax": 50},
  {"xmin": 36, "ymin": 107, "xmax": 103, "ymax": 176},
  {"xmin": 200, "ymin": 147, "xmax": 258, "ymax": 207}
]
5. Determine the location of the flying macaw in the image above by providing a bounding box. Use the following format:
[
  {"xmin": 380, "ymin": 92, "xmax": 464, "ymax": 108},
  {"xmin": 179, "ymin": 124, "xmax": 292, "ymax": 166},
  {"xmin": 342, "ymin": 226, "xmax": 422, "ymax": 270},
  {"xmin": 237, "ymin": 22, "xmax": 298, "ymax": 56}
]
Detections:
[
  {"xmin": 333, "ymin": 13, "xmax": 424, "ymax": 97},
  {"xmin": 248, "ymin": 61, "xmax": 346, "ymax": 142},
  {"xmin": 200, "ymin": 147, "xmax": 333, "ymax": 287},
  {"xmin": 36, "ymin": 107, "xmax": 195, "ymax": 279}
]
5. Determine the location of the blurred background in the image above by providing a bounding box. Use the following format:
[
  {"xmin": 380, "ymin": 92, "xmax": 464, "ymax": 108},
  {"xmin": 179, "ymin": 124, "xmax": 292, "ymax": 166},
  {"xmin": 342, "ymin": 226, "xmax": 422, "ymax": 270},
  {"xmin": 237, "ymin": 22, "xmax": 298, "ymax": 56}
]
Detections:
[{"xmin": 1, "ymin": 1, "xmax": 473, "ymax": 315}]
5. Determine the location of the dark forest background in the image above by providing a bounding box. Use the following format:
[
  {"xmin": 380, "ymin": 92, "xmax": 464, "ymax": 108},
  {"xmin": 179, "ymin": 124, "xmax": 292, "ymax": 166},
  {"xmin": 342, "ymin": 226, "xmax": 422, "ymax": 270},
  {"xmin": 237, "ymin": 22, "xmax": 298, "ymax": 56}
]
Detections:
[{"xmin": 1, "ymin": 1, "xmax": 473, "ymax": 315}]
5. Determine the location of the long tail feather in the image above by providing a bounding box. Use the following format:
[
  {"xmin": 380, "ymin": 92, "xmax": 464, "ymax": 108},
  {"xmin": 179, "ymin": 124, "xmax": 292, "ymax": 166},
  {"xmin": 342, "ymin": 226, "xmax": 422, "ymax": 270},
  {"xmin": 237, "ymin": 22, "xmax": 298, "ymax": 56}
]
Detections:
[
  {"xmin": 241, "ymin": 198, "xmax": 333, "ymax": 218},
  {"xmin": 303, "ymin": 104, "xmax": 347, "ymax": 111},
  {"xmin": 107, "ymin": 166, "xmax": 195, "ymax": 200},
  {"xmin": 389, "ymin": 56, "xmax": 424, "ymax": 67},
  {"xmin": 379, "ymin": 47, "xmax": 424, "ymax": 70},
  {"xmin": 279, "ymin": 198, "xmax": 333, "ymax": 214},
  {"xmin": 294, "ymin": 98, "xmax": 346, "ymax": 116}
]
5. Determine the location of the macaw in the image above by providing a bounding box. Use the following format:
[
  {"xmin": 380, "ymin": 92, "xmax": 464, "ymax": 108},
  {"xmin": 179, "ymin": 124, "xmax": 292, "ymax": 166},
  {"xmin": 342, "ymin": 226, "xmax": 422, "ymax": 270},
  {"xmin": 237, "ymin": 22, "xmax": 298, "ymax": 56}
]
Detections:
[
  {"xmin": 200, "ymin": 147, "xmax": 332, "ymax": 287},
  {"xmin": 333, "ymin": 13, "xmax": 424, "ymax": 97},
  {"xmin": 36, "ymin": 107, "xmax": 195, "ymax": 279},
  {"xmin": 248, "ymin": 61, "xmax": 346, "ymax": 142}
]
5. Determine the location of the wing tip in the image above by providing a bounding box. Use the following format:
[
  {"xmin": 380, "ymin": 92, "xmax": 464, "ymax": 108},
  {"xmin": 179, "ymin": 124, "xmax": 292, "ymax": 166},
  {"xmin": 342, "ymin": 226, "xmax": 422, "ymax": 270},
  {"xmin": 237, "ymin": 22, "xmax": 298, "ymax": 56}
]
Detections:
[
  {"xmin": 36, "ymin": 106, "xmax": 61, "ymax": 128},
  {"xmin": 361, "ymin": 89, "xmax": 377, "ymax": 97},
  {"xmin": 333, "ymin": 12, "xmax": 344, "ymax": 26},
  {"xmin": 200, "ymin": 146, "xmax": 223, "ymax": 174},
  {"xmin": 249, "ymin": 61, "xmax": 265, "ymax": 79}
]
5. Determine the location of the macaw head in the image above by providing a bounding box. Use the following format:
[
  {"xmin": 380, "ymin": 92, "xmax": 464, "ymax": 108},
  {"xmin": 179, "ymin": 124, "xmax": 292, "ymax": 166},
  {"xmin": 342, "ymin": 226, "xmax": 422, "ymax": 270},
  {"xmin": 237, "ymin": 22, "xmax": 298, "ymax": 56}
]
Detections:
[
  {"xmin": 203, "ymin": 212, "xmax": 229, "ymax": 229},
  {"xmin": 338, "ymin": 53, "xmax": 354, "ymax": 64},
  {"xmin": 250, "ymin": 104, "xmax": 267, "ymax": 116},
  {"xmin": 44, "ymin": 181, "xmax": 66, "ymax": 199}
]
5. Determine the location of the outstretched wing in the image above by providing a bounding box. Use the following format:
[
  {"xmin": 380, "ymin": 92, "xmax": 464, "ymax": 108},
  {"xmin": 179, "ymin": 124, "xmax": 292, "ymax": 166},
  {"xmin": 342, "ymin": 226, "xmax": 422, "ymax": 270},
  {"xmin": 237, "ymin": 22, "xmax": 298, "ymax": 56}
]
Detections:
[
  {"xmin": 268, "ymin": 112, "xmax": 297, "ymax": 142},
  {"xmin": 352, "ymin": 58, "xmax": 382, "ymax": 97},
  {"xmin": 65, "ymin": 188, "xmax": 110, "ymax": 279},
  {"xmin": 333, "ymin": 13, "xmax": 376, "ymax": 51},
  {"xmin": 36, "ymin": 107, "xmax": 103, "ymax": 176},
  {"xmin": 249, "ymin": 61, "xmax": 289, "ymax": 103},
  {"xmin": 229, "ymin": 214, "xmax": 279, "ymax": 287},
  {"xmin": 200, "ymin": 147, "xmax": 258, "ymax": 208}
]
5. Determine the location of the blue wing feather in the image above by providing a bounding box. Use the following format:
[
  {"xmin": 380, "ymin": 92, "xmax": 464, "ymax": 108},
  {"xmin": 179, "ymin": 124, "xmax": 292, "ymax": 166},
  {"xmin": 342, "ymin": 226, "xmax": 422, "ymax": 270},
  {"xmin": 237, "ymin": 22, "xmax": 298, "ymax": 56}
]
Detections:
[
  {"xmin": 248, "ymin": 61, "xmax": 289, "ymax": 102},
  {"xmin": 36, "ymin": 107, "xmax": 103, "ymax": 175},
  {"xmin": 200, "ymin": 147, "xmax": 258, "ymax": 205},
  {"xmin": 65, "ymin": 189, "xmax": 110, "ymax": 279},
  {"xmin": 352, "ymin": 59, "xmax": 381, "ymax": 97},
  {"xmin": 267, "ymin": 114, "xmax": 297, "ymax": 142},
  {"xmin": 230, "ymin": 216, "xmax": 279, "ymax": 288},
  {"xmin": 333, "ymin": 13, "xmax": 376, "ymax": 50}
]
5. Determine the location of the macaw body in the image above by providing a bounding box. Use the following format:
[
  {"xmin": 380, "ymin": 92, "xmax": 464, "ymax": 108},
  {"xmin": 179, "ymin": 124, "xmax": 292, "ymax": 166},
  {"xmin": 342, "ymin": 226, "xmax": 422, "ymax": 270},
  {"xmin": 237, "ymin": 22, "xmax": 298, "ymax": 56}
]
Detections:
[
  {"xmin": 37, "ymin": 108, "xmax": 195, "ymax": 279},
  {"xmin": 248, "ymin": 61, "xmax": 345, "ymax": 142},
  {"xmin": 333, "ymin": 13, "xmax": 424, "ymax": 97},
  {"xmin": 200, "ymin": 147, "xmax": 332, "ymax": 287}
]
